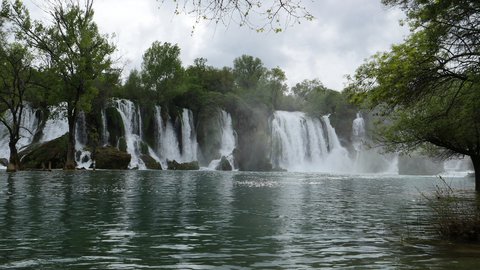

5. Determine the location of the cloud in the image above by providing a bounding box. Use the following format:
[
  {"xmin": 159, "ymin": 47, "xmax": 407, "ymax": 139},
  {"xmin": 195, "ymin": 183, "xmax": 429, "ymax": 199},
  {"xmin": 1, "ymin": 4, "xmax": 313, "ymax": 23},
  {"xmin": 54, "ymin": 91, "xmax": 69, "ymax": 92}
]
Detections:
[{"xmin": 24, "ymin": 0, "xmax": 409, "ymax": 90}]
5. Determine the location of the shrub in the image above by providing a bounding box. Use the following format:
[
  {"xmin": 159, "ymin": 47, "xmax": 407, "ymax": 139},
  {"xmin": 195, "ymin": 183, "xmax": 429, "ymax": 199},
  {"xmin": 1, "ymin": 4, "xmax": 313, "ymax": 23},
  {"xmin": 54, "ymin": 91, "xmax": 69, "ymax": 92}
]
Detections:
[{"xmin": 423, "ymin": 177, "xmax": 480, "ymax": 241}]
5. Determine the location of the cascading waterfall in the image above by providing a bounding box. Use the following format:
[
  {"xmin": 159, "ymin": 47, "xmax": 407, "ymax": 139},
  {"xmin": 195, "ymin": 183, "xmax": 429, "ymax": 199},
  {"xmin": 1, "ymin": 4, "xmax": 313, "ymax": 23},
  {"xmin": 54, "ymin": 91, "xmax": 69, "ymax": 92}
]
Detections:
[
  {"xmin": 101, "ymin": 109, "xmax": 109, "ymax": 146},
  {"xmin": 75, "ymin": 112, "xmax": 92, "ymax": 169},
  {"xmin": 154, "ymin": 106, "xmax": 198, "ymax": 168},
  {"xmin": 155, "ymin": 105, "xmax": 181, "ymax": 164},
  {"xmin": 350, "ymin": 113, "xmax": 398, "ymax": 174},
  {"xmin": 270, "ymin": 111, "xmax": 350, "ymax": 172},
  {"xmin": 208, "ymin": 110, "xmax": 237, "ymax": 170},
  {"xmin": 114, "ymin": 99, "xmax": 147, "ymax": 169},
  {"xmin": 352, "ymin": 113, "xmax": 366, "ymax": 153},
  {"xmin": 180, "ymin": 109, "xmax": 198, "ymax": 162},
  {"xmin": 40, "ymin": 105, "xmax": 69, "ymax": 143}
]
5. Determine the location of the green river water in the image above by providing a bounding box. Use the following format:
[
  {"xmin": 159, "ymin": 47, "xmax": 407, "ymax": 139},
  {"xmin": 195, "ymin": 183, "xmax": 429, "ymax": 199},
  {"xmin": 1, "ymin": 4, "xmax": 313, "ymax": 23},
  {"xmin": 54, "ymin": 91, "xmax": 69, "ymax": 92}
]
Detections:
[{"xmin": 0, "ymin": 170, "xmax": 479, "ymax": 269}]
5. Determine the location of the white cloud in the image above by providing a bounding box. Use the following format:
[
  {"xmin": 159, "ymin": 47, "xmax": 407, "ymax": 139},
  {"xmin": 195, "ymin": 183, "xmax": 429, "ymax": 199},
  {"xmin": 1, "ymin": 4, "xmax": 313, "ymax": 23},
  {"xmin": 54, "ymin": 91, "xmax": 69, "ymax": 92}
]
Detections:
[{"xmin": 24, "ymin": 0, "xmax": 409, "ymax": 90}]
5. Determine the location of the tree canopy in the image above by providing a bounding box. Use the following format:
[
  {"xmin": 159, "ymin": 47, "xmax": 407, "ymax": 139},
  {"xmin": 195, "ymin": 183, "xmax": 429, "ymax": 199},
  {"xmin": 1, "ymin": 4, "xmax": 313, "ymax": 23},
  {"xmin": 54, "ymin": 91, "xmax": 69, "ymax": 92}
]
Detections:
[
  {"xmin": 5, "ymin": 0, "xmax": 116, "ymax": 169},
  {"xmin": 348, "ymin": 0, "xmax": 480, "ymax": 190}
]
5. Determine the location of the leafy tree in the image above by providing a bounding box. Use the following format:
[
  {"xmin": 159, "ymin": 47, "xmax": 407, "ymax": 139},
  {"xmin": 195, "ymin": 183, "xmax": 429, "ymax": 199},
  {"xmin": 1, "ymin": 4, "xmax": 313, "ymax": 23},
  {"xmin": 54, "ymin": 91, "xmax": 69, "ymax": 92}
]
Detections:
[
  {"xmin": 185, "ymin": 58, "xmax": 234, "ymax": 94},
  {"xmin": 258, "ymin": 66, "xmax": 288, "ymax": 109},
  {"xmin": 120, "ymin": 69, "xmax": 144, "ymax": 100},
  {"xmin": 233, "ymin": 55, "xmax": 266, "ymax": 91},
  {"xmin": 6, "ymin": 0, "xmax": 116, "ymax": 169},
  {"xmin": 348, "ymin": 0, "xmax": 480, "ymax": 191},
  {"xmin": 0, "ymin": 39, "xmax": 35, "ymax": 172},
  {"xmin": 292, "ymin": 79, "xmax": 326, "ymax": 100},
  {"xmin": 141, "ymin": 41, "xmax": 184, "ymax": 103}
]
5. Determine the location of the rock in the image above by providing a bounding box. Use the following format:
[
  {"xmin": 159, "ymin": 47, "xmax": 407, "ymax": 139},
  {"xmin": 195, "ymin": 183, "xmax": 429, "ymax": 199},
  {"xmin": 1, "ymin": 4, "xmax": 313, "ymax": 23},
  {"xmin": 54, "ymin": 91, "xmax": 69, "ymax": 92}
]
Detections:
[
  {"xmin": 95, "ymin": 146, "xmax": 131, "ymax": 169},
  {"xmin": 215, "ymin": 156, "xmax": 232, "ymax": 171},
  {"xmin": 141, "ymin": 155, "xmax": 162, "ymax": 170},
  {"xmin": 118, "ymin": 137, "xmax": 127, "ymax": 152},
  {"xmin": 20, "ymin": 135, "xmax": 68, "ymax": 169},
  {"xmin": 0, "ymin": 158, "xmax": 8, "ymax": 167},
  {"xmin": 167, "ymin": 160, "xmax": 199, "ymax": 170}
]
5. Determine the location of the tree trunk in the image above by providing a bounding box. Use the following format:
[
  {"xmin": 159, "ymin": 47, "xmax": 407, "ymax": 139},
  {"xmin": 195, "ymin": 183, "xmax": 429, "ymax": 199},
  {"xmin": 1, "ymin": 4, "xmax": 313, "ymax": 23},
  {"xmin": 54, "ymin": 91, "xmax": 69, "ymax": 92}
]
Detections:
[
  {"xmin": 64, "ymin": 113, "xmax": 77, "ymax": 170},
  {"xmin": 7, "ymin": 141, "xmax": 20, "ymax": 172},
  {"xmin": 471, "ymin": 155, "xmax": 480, "ymax": 193}
]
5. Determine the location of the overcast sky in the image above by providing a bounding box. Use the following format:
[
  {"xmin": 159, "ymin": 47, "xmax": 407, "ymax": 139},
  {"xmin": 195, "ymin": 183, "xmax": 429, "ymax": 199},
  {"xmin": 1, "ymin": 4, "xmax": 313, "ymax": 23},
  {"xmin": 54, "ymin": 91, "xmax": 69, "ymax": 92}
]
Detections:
[{"xmin": 27, "ymin": 0, "xmax": 409, "ymax": 90}]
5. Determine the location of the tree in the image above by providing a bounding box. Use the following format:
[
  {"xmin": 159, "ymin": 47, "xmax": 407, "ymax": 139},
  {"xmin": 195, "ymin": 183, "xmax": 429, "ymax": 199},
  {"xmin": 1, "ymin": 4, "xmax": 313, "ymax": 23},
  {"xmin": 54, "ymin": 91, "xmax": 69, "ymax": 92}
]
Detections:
[
  {"xmin": 141, "ymin": 41, "xmax": 184, "ymax": 102},
  {"xmin": 291, "ymin": 79, "xmax": 326, "ymax": 100},
  {"xmin": 164, "ymin": 0, "xmax": 314, "ymax": 32},
  {"xmin": 185, "ymin": 58, "xmax": 234, "ymax": 94},
  {"xmin": 233, "ymin": 55, "xmax": 266, "ymax": 90},
  {"xmin": 259, "ymin": 66, "xmax": 288, "ymax": 109},
  {"xmin": 0, "ymin": 37, "xmax": 35, "ymax": 172},
  {"xmin": 6, "ymin": 0, "xmax": 116, "ymax": 169},
  {"xmin": 348, "ymin": 0, "xmax": 480, "ymax": 191}
]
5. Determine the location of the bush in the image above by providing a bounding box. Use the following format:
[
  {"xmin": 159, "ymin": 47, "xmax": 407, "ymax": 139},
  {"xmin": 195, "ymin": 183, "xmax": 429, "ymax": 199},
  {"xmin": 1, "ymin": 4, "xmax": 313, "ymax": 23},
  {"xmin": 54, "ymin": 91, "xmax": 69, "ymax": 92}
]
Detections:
[{"xmin": 423, "ymin": 177, "xmax": 480, "ymax": 241}]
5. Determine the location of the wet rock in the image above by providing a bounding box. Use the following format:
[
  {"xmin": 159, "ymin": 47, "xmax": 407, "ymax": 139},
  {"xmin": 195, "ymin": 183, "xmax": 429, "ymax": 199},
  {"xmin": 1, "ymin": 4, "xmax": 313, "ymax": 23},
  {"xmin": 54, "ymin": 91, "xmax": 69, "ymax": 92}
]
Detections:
[
  {"xmin": 95, "ymin": 146, "xmax": 131, "ymax": 169},
  {"xmin": 167, "ymin": 160, "xmax": 199, "ymax": 170},
  {"xmin": 20, "ymin": 135, "xmax": 68, "ymax": 169},
  {"xmin": 141, "ymin": 155, "xmax": 162, "ymax": 170},
  {"xmin": 215, "ymin": 156, "xmax": 232, "ymax": 171}
]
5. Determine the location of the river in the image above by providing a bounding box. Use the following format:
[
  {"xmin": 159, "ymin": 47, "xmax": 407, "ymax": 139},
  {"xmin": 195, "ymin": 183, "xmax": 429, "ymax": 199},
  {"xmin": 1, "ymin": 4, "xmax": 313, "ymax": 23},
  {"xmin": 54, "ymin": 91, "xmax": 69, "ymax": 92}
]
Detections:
[{"xmin": 0, "ymin": 170, "xmax": 479, "ymax": 269}]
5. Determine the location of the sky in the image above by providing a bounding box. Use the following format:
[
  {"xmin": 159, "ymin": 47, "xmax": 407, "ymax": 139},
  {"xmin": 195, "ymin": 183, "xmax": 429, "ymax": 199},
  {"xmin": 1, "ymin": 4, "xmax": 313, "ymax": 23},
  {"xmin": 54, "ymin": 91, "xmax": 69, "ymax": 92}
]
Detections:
[{"xmin": 26, "ymin": 0, "xmax": 409, "ymax": 90}]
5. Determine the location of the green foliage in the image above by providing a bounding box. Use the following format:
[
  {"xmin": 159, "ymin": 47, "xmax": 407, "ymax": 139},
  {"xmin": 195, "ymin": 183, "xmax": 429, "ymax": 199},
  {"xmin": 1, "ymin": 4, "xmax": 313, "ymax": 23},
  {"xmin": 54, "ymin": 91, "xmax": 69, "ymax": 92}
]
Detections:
[
  {"xmin": 233, "ymin": 55, "xmax": 267, "ymax": 90},
  {"xmin": 349, "ymin": 0, "xmax": 480, "ymax": 189},
  {"xmin": 5, "ymin": 0, "xmax": 116, "ymax": 168},
  {"xmin": 141, "ymin": 41, "xmax": 184, "ymax": 103},
  {"xmin": 423, "ymin": 177, "xmax": 480, "ymax": 241}
]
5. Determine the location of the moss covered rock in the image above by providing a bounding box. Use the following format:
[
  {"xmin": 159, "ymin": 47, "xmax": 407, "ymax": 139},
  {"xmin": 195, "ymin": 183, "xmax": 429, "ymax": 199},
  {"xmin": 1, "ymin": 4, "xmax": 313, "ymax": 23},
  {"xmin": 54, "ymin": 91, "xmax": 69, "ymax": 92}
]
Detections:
[
  {"xmin": 141, "ymin": 155, "xmax": 162, "ymax": 170},
  {"xmin": 105, "ymin": 106, "xmax": 125, "ymax": 146},
  {"xmin": 20, "ymin": 135, "xmax": 68, "ymax": 169},
  {"xmin": 215, "ymin": 156, "xmax": 232, "ymax": 171},
  {"xmin": 95, "ymin": 146, "xmax": 131, "ymax": 169},
  {"xmin": 167, "ymin": 160, "xmax": 199, "ymax": 170}
]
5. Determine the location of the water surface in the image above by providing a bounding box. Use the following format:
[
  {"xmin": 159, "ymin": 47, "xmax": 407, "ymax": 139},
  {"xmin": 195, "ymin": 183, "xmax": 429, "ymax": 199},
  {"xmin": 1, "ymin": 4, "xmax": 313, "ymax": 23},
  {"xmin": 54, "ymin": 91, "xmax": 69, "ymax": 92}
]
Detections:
[{"xmin": 0, "ymin": 170, "xmax": 479, "ymax": 269}]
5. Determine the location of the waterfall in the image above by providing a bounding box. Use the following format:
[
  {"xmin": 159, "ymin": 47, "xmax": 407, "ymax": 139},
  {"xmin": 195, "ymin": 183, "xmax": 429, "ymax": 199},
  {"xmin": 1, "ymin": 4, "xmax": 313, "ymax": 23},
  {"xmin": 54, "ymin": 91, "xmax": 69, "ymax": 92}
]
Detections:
[
  {"xmin": 180, "ymin": 109, "xmax": 198, "ymax": 162},
  {"xmin": 101, "ymin": 109, "xmax": 109, "ymax": 146},
  {"xmin": 154, "ymin": 106, "xmax": 198, "ymax": 168},
  {"xmin": 155, "ymin": 105, "xmax": 181, "ymax": 164},
  {"xmin": 75, "ymin": 111, "xmax": 92, "ymax": 169},
  {"xmin": 350, "ymin": 113, "xmax": 398, "ymax": 174},
  {"xmin": 40, "ymin": 105, "xmax": 69, "ymax": 143},
  {"xmin": 113, "ymin": 99, "xmax": 146, "ymax": 169},
  {"xmin": 0, "ymin": 104, "xmax": 40, "ymax": 164},
  {"xmin": 208, "ymin": 110, "xmax": 237, "ymax": 170},
  {"xmin": 271, "ymin": 111, "xmax": 349, "ymax": 172},
  {"xmin": 352, "ymin": 112, "xmax": 366, "ymax": 152}
]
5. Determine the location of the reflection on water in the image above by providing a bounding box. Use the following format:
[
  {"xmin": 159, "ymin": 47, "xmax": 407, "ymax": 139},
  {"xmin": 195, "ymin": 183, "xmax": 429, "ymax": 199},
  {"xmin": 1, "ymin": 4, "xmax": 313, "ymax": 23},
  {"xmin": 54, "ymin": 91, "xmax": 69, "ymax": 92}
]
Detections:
[{"xmin": 0, "ymin": 170, "xmax": 479, "ymax": 269}]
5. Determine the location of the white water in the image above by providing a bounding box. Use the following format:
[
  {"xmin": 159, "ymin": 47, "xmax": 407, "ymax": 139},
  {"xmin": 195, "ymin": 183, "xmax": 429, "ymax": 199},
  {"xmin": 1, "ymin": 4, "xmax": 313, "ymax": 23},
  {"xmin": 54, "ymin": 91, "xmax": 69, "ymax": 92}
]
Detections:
[
  {"xmin": 75, "ymin": 112, "xmax": 92, "ymax": 169},
  {"xmin": 351, "ymin": 113, "xmax": 398, "ymax": 174},
  {"xmin": 154, "ymin": 106, "xmax": 198, "ymax": 168},
  {"xmin": 208, "ymin": 110, "xmax": 237, "ymax": 170},
  {"xmin": 180, "ymin": 109, "xmax": 198, "ymax": 163},
  {"xmin": 101, "ymin": 109, "xmax": 109, "ymax": 146},
  {"xmin": 40, "ymin": 105, "xmax": 68, "ymax": 143},
  {"xmin": 0, "ymin": 105, "xmax": 40, "ymax": 167},
  {"xmin": 114, "ymin": 99, "xmax": 147, "ymax": 169},
  {"xmin": 352, "ymin": 113, "xmax": 366, "ymax": 153},
  {"xmin": 271, "ymin": 111, "xmax": 351, "ymax": 172}
]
